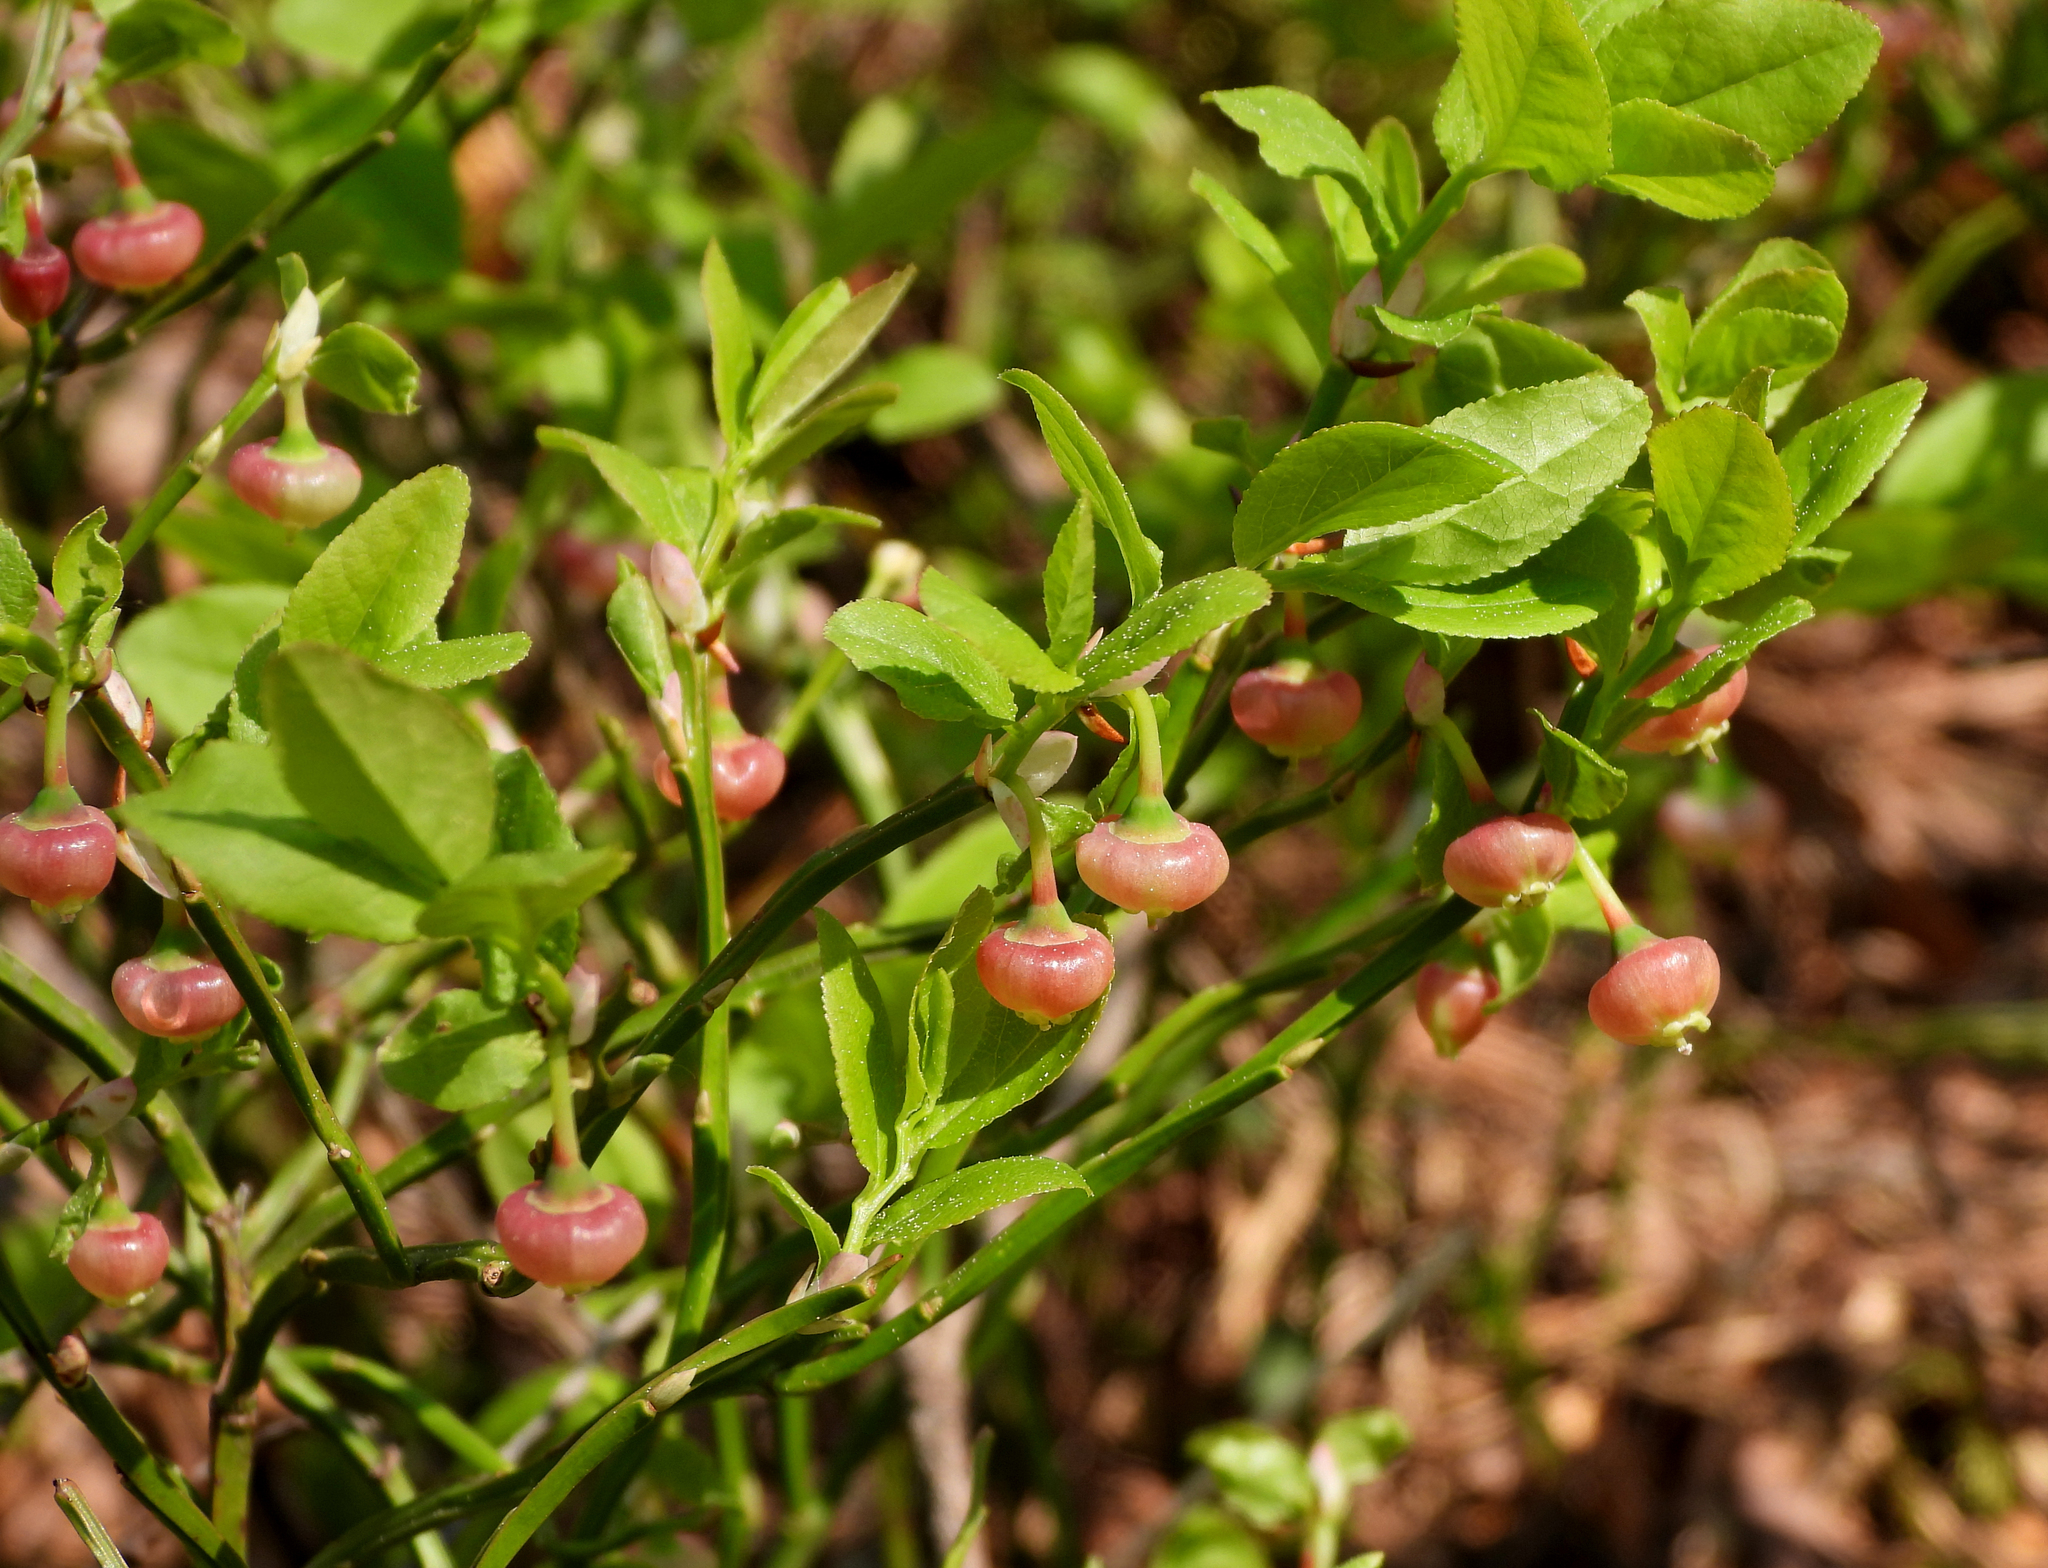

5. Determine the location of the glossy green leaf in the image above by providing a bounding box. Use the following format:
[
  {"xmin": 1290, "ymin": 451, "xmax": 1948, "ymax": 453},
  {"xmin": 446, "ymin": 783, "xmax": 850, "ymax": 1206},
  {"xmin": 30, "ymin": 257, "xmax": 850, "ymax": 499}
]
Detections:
[
  {"xmin": 869, "ymin": 1156, "xmax": 1088, "ymax": 1250},
  {"xmin": 1537, "ymin": 505, "xmax": 1641, "ymax": 670},
  {"xmin": 1043, "ymin": 502, "xmax": 1096, "ymax": 667},
  {"xmin": 537, "ymin": 428, "xmax": 700, "ymax": 552},
  {"xmin": 818, "ymin": 911, "xmax": 900, "ymax": 1178},
  {"xmin": 1640, "ymin": 596, "xmax": 1811, "ymax": 708},
  {"xmin": 752, "ymin": 268, "xmax": 915, "ymax": 441},
  {"xmin": 380, "ymin": 990, "xmax": 546, "ymax": 1112},
  {"xmin": 99, "ymin": 0, "xmax": 245, "ymax": 84},
  {"xmin": 824, "ymin": 599, "xmax": 1017, "ymax": 726},
  {"xmin": 1649, "ymin": 405, "xmax": 1796, "ymax": 604},
  {"xmin": 1414, "ymin": 729, "xmax": 1489, "ymax": 886},
  {"xmin": 1188, "ymin": 1422, "xmax": 1314, "ymax": 1529},
  {"xmin": 1076, "ymin": 569, "xmax": 1270, "ymax": 690},
  {"xmin": 1537, "ymin": 712, "xmax": 1628, "ymax": 818},
  {"xmin": 604, "ymin": 560, "xmax": 676, "ymax": 701},
  {"xmin": 1427, "ymin": 318, "xmax": 1610, "ymax": 414},
  {"xmin": 1233, "ymin": 423, "xmax": 1515, "ymax": 565},
  {"xmin": 308, "ymin": 323, "xmax": 421, "ymax": 415},
  {"xmin": 1456, "ymin": 0, "xmax": 1613, "ymax": 189},
  {"xmin": 703, "ymin": 238, "xmax": 755, "ymax": 450},
  {"xmin": 1595, "ymin": 0, "xmax": 1880, "ymax": 163},
  {"xmin": 1683, "ymin": 242, "xmax": 1847, "ymax": 397},
  {"xmin": 1000, "ymin": 369, "xmax": 1160, "ymax": 603},
  {"xmin": 1366, "ymin": 116, "xmax": 1424, "ymax": 234},
  {"xmin": 118, "ymin": 584, "xmax": 288, "ymax": 736},
  {"xmin": 1426, "ymin": 244, "xmax": 1586, "ymax": 314},
  {"xmin": 263, "ymin": 643, "xmax": 496, "ymax": 886},
  {"xmin": 53, "ymin": 510, "xmax": 123, "ymax": 619},
  {"xmin": 1314, "ymin": 1409, "xmax": 1411, "ymax": 1487},
  {"xmin": 1600, "ymin": 98, "xmax": 1775, "ymax": 218},
  {"xmin": 0, "ymin": 525, "xmax": 34, "ymax": 629},
  {"xmin": 1708, "ymin": 543, "xmax": 1845, "ymax": 619},
  {"xmin": 747, "ymin": 1166, "xmax": 842, "ymax": 1271},
  {"xmin": 281, "ymin": 466, "xmax": 467, "ymax": 657},
  {"xmin": 1367, "ymin": 304, "xmax": 1478, "ymax": 347},
  {"xmin": 719, "ymin": 505, "xmax": 880, "ymax": 587},
  {"xmin": 919, "ymin": 568, "xmax": 1076, "ymax": 692},
  {"xmin": 907, "ymin": 887, "xmax": 994, "ymax": 1110},
  {"xmin": 1780, "ymin": 378, "xmax": 1926, "ymax": 545},
  {"xmin": 1626, "ymin": 285, "xmax": 1691, "ymax": 416},
  {"xmin": 1313, "ymin": 557, "xmax": 1611, "ymax": 635},
  {"xmin": 418, "ymin": 847, "xmax": 630, "ymax": 954},
  {"xmin": 915, "ymin": 987, "xmax": 1103, "ymax": 1152},
  {"xmin": 118, "ymin": 742, "xmax": 429, "ymax": 942},
  {"xmin": 1433, "ymin": 61, "xmax": 1487, "ymax": 170},
  {"xmin": 1483, "ymin": 903, "xmax": 1554, "ymax": 1004},
  {"xmin": 1188, "ymin": 171, "xmax": 1289, "ymax": 274},
  {"xmin": 372, "ymin": 632, "xmax": 531, "ymax": 689},
  {"xmin": 1204, "ymin": 87, "xmax": 1373, "ymax": 201}
]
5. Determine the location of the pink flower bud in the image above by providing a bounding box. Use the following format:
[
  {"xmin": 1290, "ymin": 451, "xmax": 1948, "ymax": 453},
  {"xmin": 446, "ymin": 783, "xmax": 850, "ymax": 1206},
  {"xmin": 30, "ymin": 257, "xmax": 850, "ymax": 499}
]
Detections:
[
  {"xmin": 1442, "ymin": 813, "xmax": 1576, "ymax": 910},
  {"xmin": 711, "ymin": 735, "xmax": 786, "ymax": 822},
  {"xmin": 1231, "ymin": 661, "xmax": 1362, "ymax": 758},
  {"xmin": 1404, "ymin": 659, "xmax": 1445, "ymax": 726},
  {"xmin": 649, "ymin": 542, "xmax": 710, "ymax": 633},
  {"xmin": 68, "ymin": 1213, "xmax": 170, "ymax": 1303},
  {"xmin": 495, "ymin": 1181, "xmax": 648, "ymax": 1292},
  {"xmin": 0, "ymin": 205, "xmax": 70, "ymax": 326},
  {"xmin": 227, "ymin": 439, "xmax": 362, "ymax": 529},
  {"xmin": 72, "ymin": 200, "xmax": 203, "ymax": 292},
  {"xmin": 1415, "ymin": 962, "xmax": 1497, "ymax": 1055},
  {"xmin": 975, "ymin": 922, "xmax": 1114, "ymax": 1027},
  {"xmin": 1075, "ymin": 814, "xmax": 1229, "ymax": 920},
  {"xmin": 112, "ymin": 954, "xmax": 243, "ymax": 1039},
  {"xmin": 0, "ymin": 791, "xmax": 117, "ymax": 918},
  {"xmin": 1623, "ymin": 649, "xmax": 1748, "ymax": 756},
  {"xmin": 1588, "ymin": 935, "xmax": 1720, "ymax": 1048}
]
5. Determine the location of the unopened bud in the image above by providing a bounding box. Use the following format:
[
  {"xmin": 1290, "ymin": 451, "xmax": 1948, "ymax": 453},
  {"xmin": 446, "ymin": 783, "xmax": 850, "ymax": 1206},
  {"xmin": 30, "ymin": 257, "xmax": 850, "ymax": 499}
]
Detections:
[
  {"xmin": 865, "ymin": 540, "xmax": 925, "ymax": 602},
  {"xmin": 1329, "ymin": 273, "xmax": 1384, "ymax": 363},
  {"xmin": 274, "ymin": 287, "xmax": 322, "ymax": 376},
  {"xmin": 1415, "ymin": 962, "xmax": 1498, "ymax": 1056},
  {"xmin": 1016, "ymin": 732, "xmax": 1077, "ymax": 796},
  {"xmin": 815, "ymin": 1251, "xmax": 868, "ymax": 1291},
  {"xmin": 1588, "ymin": 935, "xmax": 1720, "ymax": 1050},
  {"xmin": 67, "ymin": 1077, "xmax": 136, "ymax": 1139},
  {"xmin": 649, "ymin": 542, "xmax": 711, "ymax": 633},
  {"xmin": 1404, "ymin": 658, "xmax": 1445, "ymax": 725},
  {"xmin": 654, "ymin": 670, "xmax": 684, "ymax": 730},
  {"xmin": 51, "ymin": 1335, "xmax": 89, "ymax": 1387},
  {"xmin": 190, "ymin": 425, "xmax": 224, "ymax": 468},
  {"xmin": 566, "ymin": 968, "xmax": 598, "ymax": 1047}
]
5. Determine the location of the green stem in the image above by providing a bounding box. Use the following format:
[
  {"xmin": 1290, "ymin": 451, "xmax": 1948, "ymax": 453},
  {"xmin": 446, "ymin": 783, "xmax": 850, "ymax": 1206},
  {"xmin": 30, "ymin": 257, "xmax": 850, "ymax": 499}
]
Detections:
[
  {"xmin": 770, "ymin": 648, "xmax": 847, "ymax": 754},
  {"xmin": 0, "ymin": 1247, "xmax": 242, "ymax": 1568},
  {"xmin": 0, "ymin": 0, "xmax": 68, "ymax": 170},
  {"xmin": 1570, "ymin": 837, "xmax": 1636, "ymax": 940},
  {"xmin": 54, "ymin": 1478, "xmax": 133, "ymax": 1568},
  {"xmin": 1378, "ymin": 162, "xmax": 1486, "ymax": 297},
  {"xmin": 1425, "ymin": 715, "xmax": 1495, "ymax": 805},
  {"xmin": 1298, "ymin": 361, "xmax": 1355, "ymax": 440},
  {"xmin": 546, "ymin": 1032, "xmax": 584, "ymax": 1175},
  {"xmin": 119, "ymin": 371, "xmax": 278, "ymax": 562},
  {"xmin": 1122, "ymin": 687, "xmax": 1166, "ymax": 800},
  {"xmin": 284, "ymin": 1347, "xmax": 509, "ymax": 1475},
  {"xmin": 43, "ymin": 670, "xmax": 71, "ymax": 790},
  {"xmin": 80, "ymin": 690, "xmax": 415, "ymax": 1286}
]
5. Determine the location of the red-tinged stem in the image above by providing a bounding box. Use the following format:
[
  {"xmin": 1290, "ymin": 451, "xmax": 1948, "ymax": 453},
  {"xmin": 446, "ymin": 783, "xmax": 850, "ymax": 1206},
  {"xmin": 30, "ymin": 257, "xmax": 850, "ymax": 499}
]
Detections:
[
  {"xmin": 1283, "ymin": 590, "xmax": 1308, "ymax": 642},
  {"xmin": 43, "ymin": 670, "xmax": 70, "ymax": 790},
  {"xmin": 1571, "ymin": 836, "xmax": 1636, "ymax": 940}
]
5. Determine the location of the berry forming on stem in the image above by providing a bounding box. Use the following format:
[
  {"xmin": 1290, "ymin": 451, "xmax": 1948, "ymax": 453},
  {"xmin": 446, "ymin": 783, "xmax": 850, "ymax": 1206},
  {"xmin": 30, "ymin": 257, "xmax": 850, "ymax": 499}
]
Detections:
[
  {"xmin": 1230, "ymin": 594, "xmax": 1361, "ymax": 758},
  {"xmin": 493, "ymin": 972, "xmax": 648, "ymax": 1292},
  {"xmin": 1075, "ymin": 690, "xmax": 1228, "ymax": 921},
  {"xmin": 113, "ymin": 952, "xmax": 243, "ymax": 1040},
  {"xmin": 1404, "ymin": 657, "xmax": 1496, "ymax": 804},
  {"xmin": 0, "ymin": 198, "xmax": 71, "ymax": 326},
  {"xmin": 977, "ymin": 777, "xmax": 1114, "ymax": 1026},
  {"xmin": 1442, "ymin": 813, "xmax": 1577, "ymax": 910},
  {"xmin": 1415, "ymin": 962, "xmax": 1498, "ymax": 1056},
  {"xmin": 1572, "ymin": 836, "xmax": 1721, "ymax": 1051},
  {"xmin": 72, "ymin": 153, "xmax": 203, "ymax": 292},
  {"xmin": 68, "ymin": 1211, "xmax": 170, "ymax": 1304},
  {"xmin": 1622, "ymin": 648, "xmax": 1748, "ymax": 757},
  {"xmin": 707, "ymin": 677, "xmax": 785, "ymax": 822},
  {"xmin": 0, "ymin": 788, "xmax": 116, "ymax": 917}
]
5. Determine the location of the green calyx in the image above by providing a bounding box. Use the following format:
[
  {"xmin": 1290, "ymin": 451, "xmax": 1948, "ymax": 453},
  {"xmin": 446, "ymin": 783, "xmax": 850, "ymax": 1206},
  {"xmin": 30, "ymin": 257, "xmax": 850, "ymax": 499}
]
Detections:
[
  {"xmin": 271, "ymin": 377, "xmax": 326, "ymax": 463},
  {"xmin": 22, "ymin": 784, "xmax": 84, "ymax": 825},
  {"xmin": 1111, "ymin": 791, "xmax": 1189, "ymax": 843},
  {"xmin": 1019, "ymin": 895, "xmax": 1083, "ymax": 940},
  {"xmin": 1612, "ymin": 922, "xmax": 1662, "ymax": 958}
]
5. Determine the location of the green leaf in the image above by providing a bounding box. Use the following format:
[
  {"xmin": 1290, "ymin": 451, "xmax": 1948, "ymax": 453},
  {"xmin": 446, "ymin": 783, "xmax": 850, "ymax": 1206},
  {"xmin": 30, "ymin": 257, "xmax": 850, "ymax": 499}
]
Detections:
[
  {"xmin": 1042, "ymin": 501, "xmax": 1096, "ymax": 667},
  {"xmin": 1076, "ymin": 569, "xmax": 1271, "ymax": 690},
  {"xmin": 1433, "ymin": 61, "xmax": 1487, "ymax": 170},
  {"xmin": 1000, "ymin": 369, "xmax": 1161, "ymax": 603},
  {"xmin": 1366, "ymin": 116, "xmax": 1424, "ymax": 234},
  {"xmin": 1188, "ymin": 171, "xmax": 1289, "ymax": 275},
  {"xmin": 1426, "ymin": 244, "xmax": 1586, "ymax": 314},
  {"xmin": 118, "ymin": 584, "xmax": 289, "ymax": 736},
  {"xmin": 747, "ymin": 383, "xmax": 899, "ymax": 485},
  {"xmin": 50, "ymin": 1144, "xmax": 111, "ymax": 1264},
  {"xmin": 747, "ymin": 1166, "xmax": 842, "ymax": 1272},
  {"xmin": 1233, "ymin": 423, "xmax": 1515, "ymax": 566},
  {"xmin": 907, "ymin": 887, "xmax": 994, "ymax": 1112},
  {"xmin": 1626, "ymin": 285, "xmax": 1691, "ymax": 416},
  {"xmin": 372, "ymin": 632, "xmax": 531, "ymax": 689},
  {"xmin": 866, "ymin": 346, "xmax": 1004, "ymax": 443},
  {"xmin": 1641, "ymin": 596, "xmax": 1812, "ymax": 708},
  {"xmin": 1708, "ymin": 543, "xmax": 1844, "ymax": 619},
  {"xmin": 118, "ymin": 742, "xmax": 429, "ymax": 941},
  {"xmin": 537, "ymin": 428, "xmax": 700, "ymax": 552},
  {"xmin": 1683, "ymin": 243, "xmax": 1847, "ymax": 398},
  {"xmin": 812, "ymin": 113, "xmax": 1041, "ymax": 279},
  {"xmin": 1150, "ymin": 1507, "xmax": 1268, "ymax": 1568},
  {"xmin": 1728, "ymin": 366, "xmax": 1773, "ymax": 426},
  {"xmin": 1315, "ymin": 556, "xmax": 1611, "ymax": 636},
  {"xmin": 281, "ymin": 466, "xmax": 467, "ymax": 657},
  {"xmin": 490, "ymin": 748, "xmax": 582, "ymax": 972},
  {"xmin": 1649, "ymin": 405, "xmax": 1796, "ymax": 604},
  {"xmin": 1595, "ymin": 0, "xmax": 1881, "ymax": 164},
  {"xmin": 818, "ymin": 911, "xmax": 901, "ymax": 1178},
  {"xmin": 1483, "ymin": 902, "xmax": 1554, "ymax": 1003},
  {"xmin": 752, "ymin": 267, "xmax": 916, "ymax": 442},
  {"xmin": 1325, "ymin": 375, "xmax": 1652, "ymax": 587},
  {"xmin": 916, "ymin": 989, "xmax": 1103, "ymax": 1152},
  {"xmin": 262, "ymin": 643, "xmax": 496, "ymax": 887},
  {"xmin": 919, "ymin": 568, "xmax": 1077, "ymax": 693},
  {"xmin": 748, "ymin": 279, "xmax": 851, "ymax": 421},
  {"xmin": 1537, "ymin": 505, "xmax": 1642, "ymax": 670},
  {"xmin": 418, "ymin": 847, "xmax": 630, "ymax": 955},
  {"xmin": 1537, "ymin": 712, "xmax": 1628, "ymax": 818},
  {"xmin": 1427, "ymin": 318, "xmax": 1610, "ymax": 414},
  {"xmin": 1204, "ymin": 87, "xmax": 1375, "ymax": 207},
  {"xmin": 1414, "ymin": 727, "xmax": 1490, "ymax": 886},
  {"xmin": 98, "ymin": 0, "xmax": 245, "ymax": 84},
  {"xmin": 379, "ymin": 990, "xmax": 546, "ymax": 1112},
  {"xmin": 1188, "ymin": 1423, "xmax": 1314, "ymax": 1530},
  {"xmin": 702, "ymin": 238, "xmax": 755, "ymax": 451},
  {"xmin": 869, "ymin": 1157, "xmax": 1089, "ymax": 1250},
  {"xmin": 1779, "ymin": 379, "xmax": 1926, "ymax": 545},
  {"xmin": 1191, "ymin": 417, "xmax": 1259, "ymax": 472},
  {"xmin": 308, "ymin": 323, "xmax": 421, "ymax": 415},
  {"xmin": 1456, "ymin": 0, "xmax": 1613, "ymax": 189},
  {"xmin": 1599, "ymin": 99, "xmax": 1775, "ymax": 218},
  {"xmin": 605, "ymin": 560, "xmax": 676, "ymax": 701},
  {"xmin": 824, "ymin": 600, "xmax": 1016, "ymax": 726},
  {"xmin": 0, "ymin": 525, "xmax": 34, "ymax": 629},
  {"xmin": 1313, "ymin": 1409, "xmax": 1411, "ymax": 1487},
  {"xmin": 718, "ymin": 505, "xmax": 880, "ymax": 587},
  {"xmin": 1366, "ymin": 304, "xmax": 1478, "ymax": 347},
  {"xmin": 53, "ymin": 510, "xmax": 123, "ymax": 618}
]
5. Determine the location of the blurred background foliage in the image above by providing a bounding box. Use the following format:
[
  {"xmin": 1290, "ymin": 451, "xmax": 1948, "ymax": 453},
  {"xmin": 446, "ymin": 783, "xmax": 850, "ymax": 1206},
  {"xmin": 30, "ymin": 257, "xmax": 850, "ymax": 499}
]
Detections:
[{"xmin": 7, "ymin": 0, "xmax": 2048, "ymax": 1564}]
